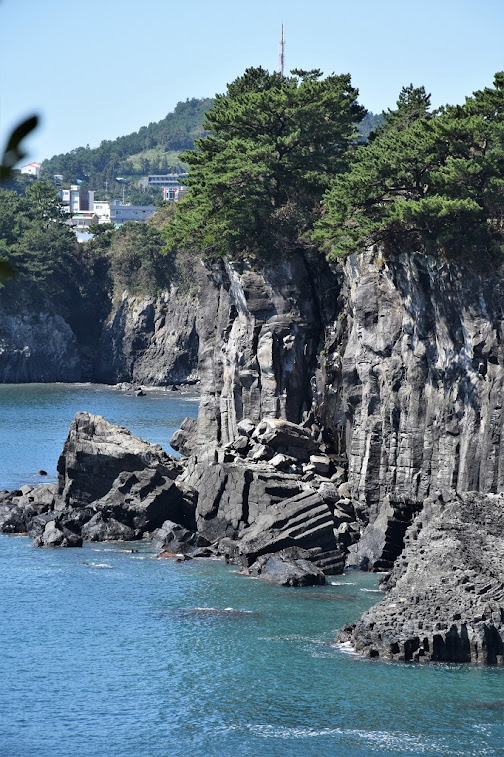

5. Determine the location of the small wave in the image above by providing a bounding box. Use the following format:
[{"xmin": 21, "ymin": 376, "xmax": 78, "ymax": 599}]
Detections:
[
  {"xmin": 192, "ymin": 606, "xmax": 253, "ymax": 614},
  {"xmin": 216, "ymin": 723, "xmax": 459, "ymax": 753},
  {"xmin": 82, "ymin": 562, "xmax": 114, "ymax": 569},
  {"xmin": 360, "ymin": 588, "xmax": 383, "ymax": 593},
  {"xmin": 336, "ymin": 640, "xmax": 360, "ymax": 656},
  {"xmin": 330, "ymin": 581, "xmax": 355, "ymax": 586}
]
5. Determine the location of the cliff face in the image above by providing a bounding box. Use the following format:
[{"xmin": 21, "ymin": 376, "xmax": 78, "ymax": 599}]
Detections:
[
  {"xmin": 95, "ymin": 288, "xmax": 198, "ymax": 386},
  {"xmin": 194, "ymin": 253, "xmax": 339, "ymax": 447},
  {"xmin": 0, "ymin": 305, "xmax": 81, "ymax": 382},
  {"xmin": 194, "ymin": 250, "xmax": 504, "ymax": 517},
  {"xmin": 333, "ymin": 252, "xmax": 504, "ymax": 511},
  {"xmin": 0, "ymin": 288, "xmax": 199, "ymax": 385}
]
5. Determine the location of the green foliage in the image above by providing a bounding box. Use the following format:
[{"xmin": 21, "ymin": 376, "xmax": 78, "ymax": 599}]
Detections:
[
  {"xmin": 163, "ymin": 67, "xmax": 365, "ymax": 260},
  {"xmin": 0, "ymin": 186, "xmax": 81, "ymax": 313},
  {"xmin": 314, "ymin": 72, "xmax": 504, "ymax": 265},
  {"xmin": 41, "ymin": 98, "xmax": 213, "ymax": 189},
  {"xmin": 106, "ymin": 222, "xmax": 174, "ymax": 297}
]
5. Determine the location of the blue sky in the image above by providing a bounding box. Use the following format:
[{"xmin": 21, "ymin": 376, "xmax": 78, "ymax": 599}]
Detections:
[{"xmin": 2, "ymin": 0, "xmax": 504, "ymax": 162}]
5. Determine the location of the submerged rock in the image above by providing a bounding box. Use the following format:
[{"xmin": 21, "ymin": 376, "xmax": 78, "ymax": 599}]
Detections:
[{"xmin": 245, "ymin": 548, "xmax": 326, "ymax": 586}]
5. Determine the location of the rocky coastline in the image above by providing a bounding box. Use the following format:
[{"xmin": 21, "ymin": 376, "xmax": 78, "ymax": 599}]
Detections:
[{"xmin": 2, "ymin": 248, "xmax": 504, "ymax": 663}]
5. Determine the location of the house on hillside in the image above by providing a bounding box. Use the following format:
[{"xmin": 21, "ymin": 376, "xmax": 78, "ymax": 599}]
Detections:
[{"xmin": 20, "ymin": 162, "xmax": 42, "ymax": 178}]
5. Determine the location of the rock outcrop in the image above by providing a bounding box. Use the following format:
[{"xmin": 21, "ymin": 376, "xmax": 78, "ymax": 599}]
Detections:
[
  {"xmin": 95, "ymin": 289, "xmax": 198, "ymax": 385},
  {"xmin": 0, "ymin": 305, "xmax": 81, "ymax": 382},
  {"xmin": 56, "ymin": 412, "xmax": 182, "ymax": 508},
  {"xmin": 337, "ymin": 492, "xmax": 504, "ymax": 664}
]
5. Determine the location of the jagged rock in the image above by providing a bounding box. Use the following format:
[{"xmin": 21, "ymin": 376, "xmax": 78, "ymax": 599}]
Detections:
[
  {"xmin": 253, "ymin": 418, "xmax": 319, "ymax": 462},
  {"xmin": 247, "ymin": 443, "xmax": 273, "ymax": 461},
  {"xmin": 27, "ymin": 511, "xmax": 62, "ymax": 538},
  {"xmin": 238, "ymin": 488, "xmax": 338, "ymax": 566},
  {"xmin": 56, "ymin": 412, "xmax": 181, "ymax": 508},
  {"xmin": 95, "ymin": 288, "xmax": 199, "ymax": 386},
  {"xmin": 151, "ymin": 519, "xmax": 208, "ymax": 553},
  {"xmin": 0, "ymin": 504, "xmax": 27, "ymax": 533},
  {"xmin": 34, "ymin": 520, "xmax": 83, "ymax": 548},
  {"xmin": 0, "ymin": 304, "xmax": 82, "ymax": 382},
  {"xmin": 338, "ymin": 492, "xmax": 504, "ymax": 664},
  {"xmin": 310, "ymin": 454, "xmax": 331, "ymax": 475},
  {"xmin": 193, "ymin": 255, "xmax": 328, "ymax": 449},
  {"xmin": 170, "ymin": 416, "xmax": 198, "ymax": 456},
  {"xmin": 90, "ymin": 467, "xmax": 195, "ymax": 534},
  {"xmin": 269, "ymin": 453, "xmax": 297, "ymax": 470},
  {"xmin": 82, "ymin": 513, "xmax": 135, "ymax": 542},
  {"xmin": 245, "ymin": 548, "xmax": 326, "ymax": 586},
  {"xmin": 346, "ymin": 495, "xmax": 421, "ymax": 571}
]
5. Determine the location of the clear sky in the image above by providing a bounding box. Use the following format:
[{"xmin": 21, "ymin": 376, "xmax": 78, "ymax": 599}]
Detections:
[{"xmin": 1, "ymin": 0, "xmax": 503, "ymax": 162}]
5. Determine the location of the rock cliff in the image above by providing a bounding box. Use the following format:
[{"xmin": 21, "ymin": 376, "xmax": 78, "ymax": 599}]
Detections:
[
  {"xmin": 95, "ymin": 288, "xmax": 198, "ymax": 385},
  {"xmin": 0, "ymin": 288, "xmax": 198, "ymax": 385},
  {"xmin": 0, "ymin": 305, "xmax": 81, "ymax": 382}
]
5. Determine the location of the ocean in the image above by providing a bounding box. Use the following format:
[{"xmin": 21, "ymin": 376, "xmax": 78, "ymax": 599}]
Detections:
[{"xmin": 0, "ymin": 384, "xmax": 502, "ymax": 757}]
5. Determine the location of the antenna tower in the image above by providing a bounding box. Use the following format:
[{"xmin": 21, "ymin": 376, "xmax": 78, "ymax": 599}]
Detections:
[{"xmin": 279, "ymin": 24, "xmax": 285, "ymax": 77}]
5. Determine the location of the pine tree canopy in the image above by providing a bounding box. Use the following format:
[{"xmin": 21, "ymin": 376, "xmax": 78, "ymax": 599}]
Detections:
[
  {"xmin": 163, "ymin": 67, "xmax": 366, "ymax": 259},
  {"xmin": 313, "ymin": 72, "xmax": 504, "ymax": 265}
]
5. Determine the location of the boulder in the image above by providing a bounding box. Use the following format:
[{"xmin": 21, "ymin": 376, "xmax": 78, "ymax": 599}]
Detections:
[
  {"xmin": 82, "ymin": 513, "xmax": 135, "ymax": 542},
  {"xmin": 253, "ymin": 418, "xmax": 319, "ymax": 462},
  {"xmin": 151, "ymin": 519, "xmax": 208, "ymax": 553},
  {"xmin": 56, "ymin": 412, "xmax": 182, "ymax": 508},
  {"xmin": 245, "ymin": 548, "xmax": 326, "ymax": 586},
  {"xmin": 170, "ymin": 416, "xmax": 198, "ymax": 456},
  {"xmin": 34, "ymin": 520, "xmax": 83, "ymax": 548},
  {"xmin": 91, "ymin": 467, "xmax": 195, "ymax": 534}
]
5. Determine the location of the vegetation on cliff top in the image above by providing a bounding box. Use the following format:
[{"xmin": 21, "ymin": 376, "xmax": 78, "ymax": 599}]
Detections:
[
  {"xmin": 314, "ymin": 73, "xmax": 504, "ymax": 264},
  {"xmin": 41, "ymin": 98, "xmax": 214, "ymax": 189},
  {"xmin": 162, "ymin": 67, "xmax": 365, "ymax": 259}
]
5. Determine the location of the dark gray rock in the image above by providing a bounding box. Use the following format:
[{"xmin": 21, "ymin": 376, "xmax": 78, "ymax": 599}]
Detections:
[
  {"xmin": 91, "ymin": 467, "xmax": 195, "ymax": 534},
  {"xmin": 245, "ymin": 548, "xmax": 326, "ymax": 586},
  {"xmin": 238, "ymin": 488, "xmax": 342, "ymax": 571},
  {"xmin": 338, "ymin": 492, "xmax": 504, "ymax": 664},
  {"xmin": 0, "ymin": 504, "xmax": 27, "ymax": 533},
  {"xmin": 0, "ymin": 305, "xmax": 81, "ymax": 382},
  {"xmin": 56, "ymin": 412, "xmax": 182, "ymax": 508},
  {"xmin": 170, "ymin": 416, "xmax": 198, "ymax": 456},
  {"xmin": 82, "ymin": 513, "xmax": 135, "ymax": 542},
  {"xmin": 151, "ymin": 519, "xmax": 208, "ymax": 553},
  {"xmin": 346, "ymin": 495, "xmax": 421, "ymax": 571},
  {"xmin": 33, "ymin": 520, "xmax": 83, "ymax": 548},
  {"xmin": 95, "ymin": 288, "xmax": 198, "ymax": 386}
]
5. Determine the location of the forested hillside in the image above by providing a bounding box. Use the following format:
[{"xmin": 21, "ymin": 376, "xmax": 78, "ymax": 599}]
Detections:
[{"xmin": 41, "ymin": 98, "xmax": 214, "ymax": 190}]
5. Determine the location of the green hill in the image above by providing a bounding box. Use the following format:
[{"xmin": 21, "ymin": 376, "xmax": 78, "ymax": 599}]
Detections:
[{"xmin": 41, "ymin": 97, "xmax": 214, "ymax": 194}]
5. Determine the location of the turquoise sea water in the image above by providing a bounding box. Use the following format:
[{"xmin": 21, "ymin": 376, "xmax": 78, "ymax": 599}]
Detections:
[
  {"xmin": 0, "ymin": 385, "xmax": 503, "ymax": 757},
  {"xmin": 0, "ymin": 383, "xmax": 199, "ymax": 491}
]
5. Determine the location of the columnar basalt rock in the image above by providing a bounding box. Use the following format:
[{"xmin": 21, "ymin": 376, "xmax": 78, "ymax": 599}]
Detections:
[
  {"xmin": 194, "ymin": 254, "xmax": 333, "ymax": 448},
  {"xmin": 337, "ymin": 492, "xmax": 504, "ymax": 664},
  {"xmin": 327, "ymin": 251, "xmax": 504, "ymax": 512}
]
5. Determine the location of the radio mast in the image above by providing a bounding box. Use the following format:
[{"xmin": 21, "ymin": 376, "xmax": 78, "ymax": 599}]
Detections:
[{"xmin": 279, "ymin": 24, "xmax": 285, "ymax": 77}]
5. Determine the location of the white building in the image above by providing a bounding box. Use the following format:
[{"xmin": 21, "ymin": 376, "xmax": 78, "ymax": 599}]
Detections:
[
  {"xmin": 20, "ymin": 161, "xmax": 42, "ymax": 178},
  {"xmin": 92, "ymin": 201, "xmax": 111, "ymax": 223},
  {"xmin": 109, "ymin": 203, "xmax": 157, "ymax": 225}
]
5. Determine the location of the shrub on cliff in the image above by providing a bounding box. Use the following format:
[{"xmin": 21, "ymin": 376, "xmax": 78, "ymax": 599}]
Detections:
[
  {"xmin": 162, "ymin": 66, "xmax": 365, "ymax": 259},
  {"xmin": 313, "ymin": 73, "xmax": 504, "ymax": 266}
]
